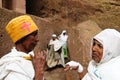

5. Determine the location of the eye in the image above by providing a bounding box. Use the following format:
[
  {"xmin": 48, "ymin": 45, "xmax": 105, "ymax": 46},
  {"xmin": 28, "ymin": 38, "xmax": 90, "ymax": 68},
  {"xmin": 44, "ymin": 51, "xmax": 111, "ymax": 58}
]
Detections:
[
  {"xmin": 98, "ymin": 43, "xmax": 103, "ymax": 49},
  {"xmin": 93, "ymin": 39, "xmax": 103, "ymax": 49},
  {"xmin": 93, "ymin": 42, "xmax": 95, "ymax": 46},
  {"xmin": 30, "ymin": 31, "xmax": 38, "ymax": 37}
]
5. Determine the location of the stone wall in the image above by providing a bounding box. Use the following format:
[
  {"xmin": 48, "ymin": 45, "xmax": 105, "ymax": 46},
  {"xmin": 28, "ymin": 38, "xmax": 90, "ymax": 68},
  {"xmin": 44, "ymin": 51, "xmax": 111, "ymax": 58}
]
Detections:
[
  {"xmin": 1, "ymin": 0, "xmax": 25, "ymax": 13},
  {"xmin": 0, "ymin": 0, "xmax": 2, "ymax": 8}
]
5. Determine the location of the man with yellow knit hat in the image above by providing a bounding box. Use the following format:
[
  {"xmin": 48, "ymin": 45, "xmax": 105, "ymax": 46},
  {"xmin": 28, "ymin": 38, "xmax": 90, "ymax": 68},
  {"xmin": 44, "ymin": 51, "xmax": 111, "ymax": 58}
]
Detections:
[{"xmin": 0, "ymin": 15, "xmax": 46, "ymax": 80}]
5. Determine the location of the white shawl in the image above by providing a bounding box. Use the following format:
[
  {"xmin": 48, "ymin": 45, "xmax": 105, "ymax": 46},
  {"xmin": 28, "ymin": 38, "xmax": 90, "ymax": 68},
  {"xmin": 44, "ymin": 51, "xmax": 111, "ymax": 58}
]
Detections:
[
  {"xmin": 49, "ymin": 39, "xmax": 62, "ymax": 51},
  {"xmin": 58, "ymin": 30, "xmax": 68, "ymax": 45},
  {"xmin": 82, "ymin": 29, "xmax": 120, "ymax": 80},
  {"xmin": 0, "ymin": 47, "xmax": 34, "ymax": 80}
]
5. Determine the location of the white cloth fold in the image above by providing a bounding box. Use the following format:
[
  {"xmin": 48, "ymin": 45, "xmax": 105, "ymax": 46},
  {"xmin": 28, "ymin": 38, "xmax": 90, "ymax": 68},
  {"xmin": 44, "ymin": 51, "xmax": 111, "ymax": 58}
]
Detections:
[
  {"xmin": 0, "ymin": 47, "xmax": 34, "ymax": 80},
  {"xmin": 49, "ymin": 39, "xmax": 62, "ymax": 51}
]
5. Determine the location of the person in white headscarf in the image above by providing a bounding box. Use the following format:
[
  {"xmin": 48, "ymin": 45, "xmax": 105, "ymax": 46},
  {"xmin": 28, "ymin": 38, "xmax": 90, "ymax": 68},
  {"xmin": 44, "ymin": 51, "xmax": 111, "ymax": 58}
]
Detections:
[
  {"xmin": 58, "ymin": 30, "xmax": 68, "ymax": 58},
  {"xmin": 64, "ymin": 28, "xmax": 120, "ymax": 80},
  {"xmin": 59, "ymin": 30, "xmax": 68, "ymax": 45}
]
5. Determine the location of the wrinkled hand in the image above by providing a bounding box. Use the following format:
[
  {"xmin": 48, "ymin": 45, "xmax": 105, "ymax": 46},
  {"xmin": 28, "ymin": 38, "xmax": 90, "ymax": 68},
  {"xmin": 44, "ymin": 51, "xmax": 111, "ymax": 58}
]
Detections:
[
  {"xmin": 32, "ymin": 50, "xmax": 46, "ymax": 80},
  {"xmin": 64, "ymin": 61, "xmax": 83, "ymax": 73}
]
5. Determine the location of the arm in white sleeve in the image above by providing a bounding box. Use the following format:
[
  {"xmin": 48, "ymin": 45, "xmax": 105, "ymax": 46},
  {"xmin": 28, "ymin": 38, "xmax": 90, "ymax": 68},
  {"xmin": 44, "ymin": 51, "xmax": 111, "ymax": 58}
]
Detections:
[{"xmin": 66, "ymin": 61, "xmax": 83, "ymax": 73}]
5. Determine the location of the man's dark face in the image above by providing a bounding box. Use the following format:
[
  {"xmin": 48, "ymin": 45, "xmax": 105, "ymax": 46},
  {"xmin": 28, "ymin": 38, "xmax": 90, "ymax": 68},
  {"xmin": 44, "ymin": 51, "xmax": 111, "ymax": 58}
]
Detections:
[{"xmin": 21, "ymin": 31, "xmax": 39, "ymax": 52}]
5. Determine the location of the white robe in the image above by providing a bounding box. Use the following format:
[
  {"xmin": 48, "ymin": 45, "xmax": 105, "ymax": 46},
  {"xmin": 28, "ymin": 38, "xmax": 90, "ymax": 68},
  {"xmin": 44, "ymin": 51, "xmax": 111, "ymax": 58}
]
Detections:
[
  {"xmin": 0, "ymin": 47, "xmax": 34, "ymax": 80},
  {"xmin": 47, "ymin": 39, "xmax": 65, "ymax": 67}
]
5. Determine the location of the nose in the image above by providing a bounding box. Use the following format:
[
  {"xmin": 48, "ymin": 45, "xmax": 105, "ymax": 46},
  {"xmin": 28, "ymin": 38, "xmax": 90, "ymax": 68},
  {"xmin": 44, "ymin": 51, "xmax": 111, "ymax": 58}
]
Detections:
[{"xmin": 92, "ymin": 45, "xmax": 97, "ymax": 52}]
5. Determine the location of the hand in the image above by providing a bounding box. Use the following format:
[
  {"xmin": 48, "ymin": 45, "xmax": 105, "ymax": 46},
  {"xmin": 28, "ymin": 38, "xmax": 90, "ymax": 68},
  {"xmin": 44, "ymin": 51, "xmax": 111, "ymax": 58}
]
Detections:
[
  {"xmin": 32, "ymin": 50, "xmax": 46, "ymax": 80},
  {"xmin": 64, "ymin": 61, "xmax": 83, "ymax": 73}
]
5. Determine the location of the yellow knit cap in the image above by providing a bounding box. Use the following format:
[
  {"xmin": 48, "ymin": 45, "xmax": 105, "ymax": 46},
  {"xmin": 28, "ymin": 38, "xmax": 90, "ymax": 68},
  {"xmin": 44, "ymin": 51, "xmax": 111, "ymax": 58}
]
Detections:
[{"xmin": 6, "ymin": 15, "xmax": 38, "ymax": 43}]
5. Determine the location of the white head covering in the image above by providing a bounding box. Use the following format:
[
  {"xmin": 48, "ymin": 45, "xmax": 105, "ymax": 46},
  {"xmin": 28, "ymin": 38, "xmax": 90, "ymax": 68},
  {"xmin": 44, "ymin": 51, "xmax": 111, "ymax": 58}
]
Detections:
[
  {"xmin": 62, "ymin": 30, "xmax": 67, "ymax": 33},
  {"xmin": 59, "ymin": 30, "xmax": 68, "ymax": 45},
  {"xmin": 52, "ymin": 34, "xmax": 57, "ymax": 37},
  {"xmin": 92, "ymin": 29, "xmax": 120, "ymax": 64}
]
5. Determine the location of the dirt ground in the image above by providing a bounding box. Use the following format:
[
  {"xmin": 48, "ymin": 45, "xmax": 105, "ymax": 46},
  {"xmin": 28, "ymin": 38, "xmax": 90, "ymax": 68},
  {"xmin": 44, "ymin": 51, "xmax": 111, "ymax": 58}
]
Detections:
[{"xmin": 0, "ymin": 0, "xmax": 120, "ymax": 80}]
